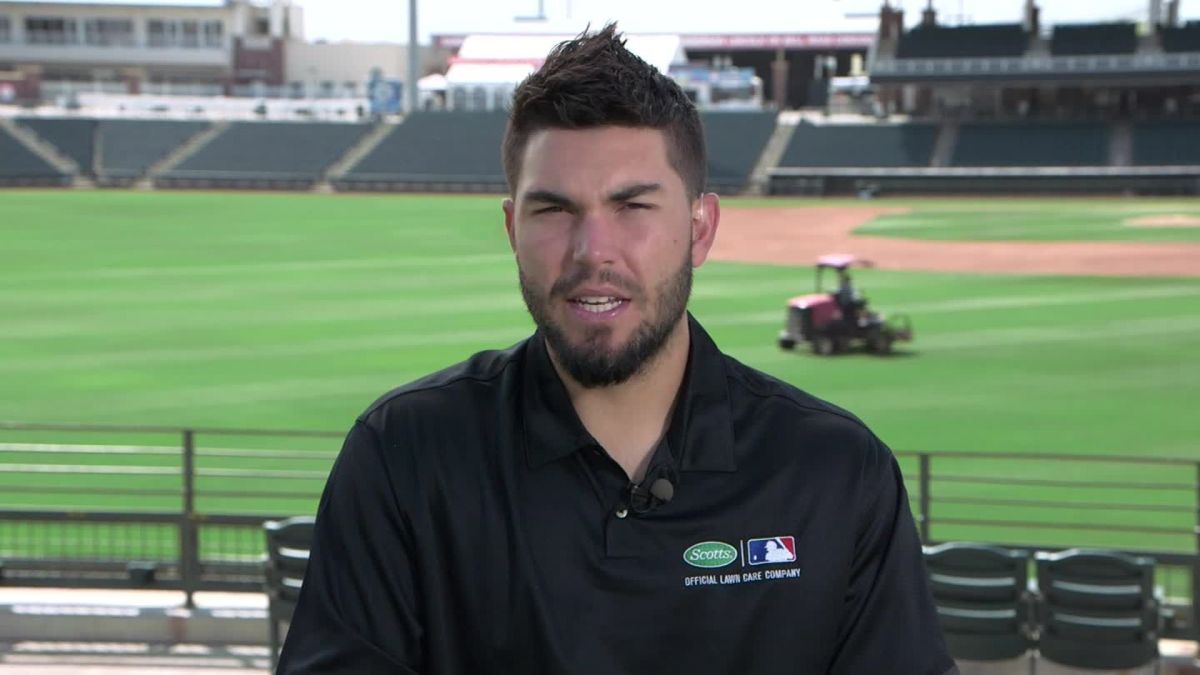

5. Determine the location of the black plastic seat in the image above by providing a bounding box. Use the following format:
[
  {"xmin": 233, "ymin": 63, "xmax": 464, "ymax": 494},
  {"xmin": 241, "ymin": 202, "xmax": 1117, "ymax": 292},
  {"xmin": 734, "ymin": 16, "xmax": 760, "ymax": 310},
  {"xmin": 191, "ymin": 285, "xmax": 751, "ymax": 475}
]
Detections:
[
  {"xmin": 264, "ymin": 516, "xmax": 315, "ymax": 673},
  {"xmin": 924, "ymin": 542, "xmax": 1034, "ymax": 665},
  {"xmin": 1035, "ymin": 548, "xmax": 1159, "ymax": 671}
]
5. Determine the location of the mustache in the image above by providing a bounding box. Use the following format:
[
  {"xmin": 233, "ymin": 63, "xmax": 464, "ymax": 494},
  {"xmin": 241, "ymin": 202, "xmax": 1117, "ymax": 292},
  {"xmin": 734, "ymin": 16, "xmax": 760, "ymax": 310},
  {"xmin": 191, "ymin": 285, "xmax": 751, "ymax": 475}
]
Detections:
[{"xmin": 550, "ymin": 267, "xmax": 640, "ymax": 299}]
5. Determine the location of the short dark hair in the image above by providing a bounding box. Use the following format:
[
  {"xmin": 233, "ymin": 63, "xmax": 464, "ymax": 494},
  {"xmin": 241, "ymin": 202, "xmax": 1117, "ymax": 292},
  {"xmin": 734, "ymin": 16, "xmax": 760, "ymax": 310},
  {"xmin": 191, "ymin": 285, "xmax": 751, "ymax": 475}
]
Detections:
[{"xmin": 502, "ymin": 23, "xmax": 706, "ymax": 198}]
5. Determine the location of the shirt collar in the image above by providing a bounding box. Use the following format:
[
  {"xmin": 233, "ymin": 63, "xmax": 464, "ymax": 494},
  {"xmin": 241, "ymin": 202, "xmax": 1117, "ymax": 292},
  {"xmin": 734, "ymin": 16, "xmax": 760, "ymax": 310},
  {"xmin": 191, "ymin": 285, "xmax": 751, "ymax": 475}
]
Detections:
[{"xmin": 522, "ymin": 313, "xmax": 737, "ymax": 473}]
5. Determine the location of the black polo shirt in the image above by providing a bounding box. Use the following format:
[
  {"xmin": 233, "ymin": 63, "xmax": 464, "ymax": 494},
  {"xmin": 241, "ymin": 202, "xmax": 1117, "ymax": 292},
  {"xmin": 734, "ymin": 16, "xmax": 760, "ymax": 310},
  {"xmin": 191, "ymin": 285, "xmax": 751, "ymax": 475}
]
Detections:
[{"xmin": 279, "ymin": 314, "xmax": 955, "ymax": 675}]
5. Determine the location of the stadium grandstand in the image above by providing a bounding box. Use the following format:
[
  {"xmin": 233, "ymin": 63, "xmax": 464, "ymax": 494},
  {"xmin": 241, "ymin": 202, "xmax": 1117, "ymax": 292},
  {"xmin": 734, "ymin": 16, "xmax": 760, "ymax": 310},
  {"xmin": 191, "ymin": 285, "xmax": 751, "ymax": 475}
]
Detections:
[
  {"xmin": 156, "ymin": 120, "xmax": 372, "ymax": 190},
  {"xmin": 95, "ymin": 118, "xmax": 211, "ymax": 185},
  {"xmin": 0, "ymin": 0, "xmax": 1196, "ymax": 195}
]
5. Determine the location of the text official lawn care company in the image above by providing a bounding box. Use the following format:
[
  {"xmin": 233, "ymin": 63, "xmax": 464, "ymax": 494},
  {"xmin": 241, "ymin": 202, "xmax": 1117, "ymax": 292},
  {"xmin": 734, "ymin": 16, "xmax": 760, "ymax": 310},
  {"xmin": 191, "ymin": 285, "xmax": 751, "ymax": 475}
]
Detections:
[{"xmin": 683, "ymin": 536, "xmax": 803, "ymax": 587}]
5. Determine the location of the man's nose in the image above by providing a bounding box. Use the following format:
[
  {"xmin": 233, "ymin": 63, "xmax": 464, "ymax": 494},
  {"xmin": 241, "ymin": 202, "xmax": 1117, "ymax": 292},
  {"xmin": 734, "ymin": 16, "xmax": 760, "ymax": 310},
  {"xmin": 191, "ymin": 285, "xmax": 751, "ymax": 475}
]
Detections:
[{"xmin": 571, "ymin": 211, "xmax": 618, "ymax": 267}]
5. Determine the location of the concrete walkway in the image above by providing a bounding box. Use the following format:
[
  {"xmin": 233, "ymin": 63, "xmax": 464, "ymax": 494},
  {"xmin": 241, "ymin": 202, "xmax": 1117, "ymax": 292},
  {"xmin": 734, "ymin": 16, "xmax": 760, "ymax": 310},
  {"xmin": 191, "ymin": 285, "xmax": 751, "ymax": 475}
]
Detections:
[{"xmin": 0, "ymin": 588, "xmax": 270, "ymax": 673}]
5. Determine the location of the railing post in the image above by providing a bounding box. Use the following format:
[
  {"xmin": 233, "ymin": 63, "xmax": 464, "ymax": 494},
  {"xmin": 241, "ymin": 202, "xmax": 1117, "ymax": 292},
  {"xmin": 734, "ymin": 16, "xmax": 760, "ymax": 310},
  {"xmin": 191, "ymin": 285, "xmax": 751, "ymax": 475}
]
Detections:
[
  {"xmin": 919, "ymin": 453, "xmax": 932, "ymax": 544},
  {"xmin": 181, "ymin": 429, "xmax": 199, "ymax": 609},
  {"xmin": 1193, "ymin": 462, "xmax": 1200, "ymax": 639}
]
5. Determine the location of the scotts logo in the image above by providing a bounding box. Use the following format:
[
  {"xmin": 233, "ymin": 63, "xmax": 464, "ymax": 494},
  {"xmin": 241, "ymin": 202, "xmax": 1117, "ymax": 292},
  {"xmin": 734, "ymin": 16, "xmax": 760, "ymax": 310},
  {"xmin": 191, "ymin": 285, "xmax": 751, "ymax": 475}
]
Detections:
[{"xmin": 683, "ymin": 541, "xmax": 738, "ymax": 569}]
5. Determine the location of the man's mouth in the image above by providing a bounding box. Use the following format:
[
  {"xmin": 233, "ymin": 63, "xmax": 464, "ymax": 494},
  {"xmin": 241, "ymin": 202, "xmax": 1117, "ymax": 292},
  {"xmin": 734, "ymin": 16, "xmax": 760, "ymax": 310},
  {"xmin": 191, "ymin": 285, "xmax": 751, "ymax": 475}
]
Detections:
[{"xmin": 570, "ymin": 296, "xmax": 627, "ymax": 313}]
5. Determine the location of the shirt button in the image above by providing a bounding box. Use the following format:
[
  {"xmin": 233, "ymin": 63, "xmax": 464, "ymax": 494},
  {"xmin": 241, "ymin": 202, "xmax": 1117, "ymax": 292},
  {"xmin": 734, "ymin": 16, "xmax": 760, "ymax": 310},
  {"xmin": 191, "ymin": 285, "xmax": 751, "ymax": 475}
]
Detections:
[{"xmin": 615, "ymin": 507, "xmax": 629, "ymax": 519}]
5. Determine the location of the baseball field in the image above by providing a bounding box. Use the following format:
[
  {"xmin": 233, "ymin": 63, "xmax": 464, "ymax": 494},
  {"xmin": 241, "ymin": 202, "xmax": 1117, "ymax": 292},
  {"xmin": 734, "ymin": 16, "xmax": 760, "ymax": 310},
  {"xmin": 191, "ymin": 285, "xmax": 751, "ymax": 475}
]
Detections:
[{"xmin": 1, "ymin": 190, "xmax": 1199, "ymax": 564}]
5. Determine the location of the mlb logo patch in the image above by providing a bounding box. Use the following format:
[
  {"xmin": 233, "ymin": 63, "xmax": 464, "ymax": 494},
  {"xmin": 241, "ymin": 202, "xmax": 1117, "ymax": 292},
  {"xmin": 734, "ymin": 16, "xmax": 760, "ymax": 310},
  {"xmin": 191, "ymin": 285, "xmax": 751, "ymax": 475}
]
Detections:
[{"xmin": 747, "ymin": 536, "xmax": 797, "ymax": 566}]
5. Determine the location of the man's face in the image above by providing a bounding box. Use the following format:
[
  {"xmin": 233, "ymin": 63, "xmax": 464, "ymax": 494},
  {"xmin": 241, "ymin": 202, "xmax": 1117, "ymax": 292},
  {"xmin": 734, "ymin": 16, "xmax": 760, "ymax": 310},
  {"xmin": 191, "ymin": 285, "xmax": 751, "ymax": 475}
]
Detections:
[{"xmin": 503, "ymin": 126, "xmax": 718, "ymax": 388}]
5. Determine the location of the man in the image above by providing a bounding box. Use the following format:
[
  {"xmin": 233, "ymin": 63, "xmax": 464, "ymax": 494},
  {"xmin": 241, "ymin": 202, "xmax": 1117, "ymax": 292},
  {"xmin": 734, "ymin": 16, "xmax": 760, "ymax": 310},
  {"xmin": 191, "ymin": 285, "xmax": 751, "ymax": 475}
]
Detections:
[
  {"xmin": 279, "ymin": 25, "xmax": 954, "ymax": 675},
  {"xmin": 834, "ymin": 267, "xmax": 863, "ymax": 325}
]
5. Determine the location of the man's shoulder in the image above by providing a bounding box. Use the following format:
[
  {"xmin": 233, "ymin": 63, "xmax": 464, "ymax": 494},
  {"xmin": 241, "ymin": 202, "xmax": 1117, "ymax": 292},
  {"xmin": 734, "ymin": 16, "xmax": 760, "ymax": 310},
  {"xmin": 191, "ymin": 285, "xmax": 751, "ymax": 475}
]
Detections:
[
  {"xmin": 721, "ymin": 353, "xmax": 868, "ymax": 432},
  {"xmin": 359, "ymin": 338, "xmax": 527, "ymax": 425},
  {"xmin": 718, "ymin": 353, "xmax": 894, "ymax": 486}
]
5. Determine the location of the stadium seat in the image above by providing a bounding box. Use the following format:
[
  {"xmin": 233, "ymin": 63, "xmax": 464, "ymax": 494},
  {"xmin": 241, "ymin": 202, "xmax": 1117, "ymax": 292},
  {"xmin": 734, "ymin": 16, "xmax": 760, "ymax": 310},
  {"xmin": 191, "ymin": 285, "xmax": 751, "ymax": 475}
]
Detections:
[
  {"xmin": 952, "ymin": 123, "xmax": 1109, "ymax": 167},
  {"xmin": 164, "ymin": 121, "xmax": 370, "ymax": 187},
  {"xmin": 264, "ymin": 516, "xmax": 314, "ymax": 673},
  {"xmin": 97, "ymin": 119, "xmax": 209, "ymax": 181},
  {"xmin": 1035, "ymin": 548, "xmax": 1160, "ymax": 671},
  {"xmin": 16, "ymin": 117, "xmax": 97, "ymax": 174},
  {"xmin": 780, "ymin": 123, "xmax": 937, "ymax": 168},
  {"xmin": 1132, "ymin": 121, "xmax": 1200, "ymax": 165},
  {"xmin": 339, "ymin": 111, "xmax": 509, "ymax": 191},
  {"xmin": 1161, "ymin": 21, "xmax": 1200, "ymax": 53},
  {"xmin": 923, "ymin": 543, "xmax": 1034, "ymax": 667},
  {"xmin": 1051, "ymin": 23, "xmax": 1138, "ymax": 56},
  {"xmin": 700, "ymin": 111, "xmax": 778, "ymax": 193},
  {"xmin": 897, "ymin": 24, "xmax": 1028, "ymax": 59},
  {"xmin": 0, "ymin": 126, "xmax": 68, "ymax": 184}
]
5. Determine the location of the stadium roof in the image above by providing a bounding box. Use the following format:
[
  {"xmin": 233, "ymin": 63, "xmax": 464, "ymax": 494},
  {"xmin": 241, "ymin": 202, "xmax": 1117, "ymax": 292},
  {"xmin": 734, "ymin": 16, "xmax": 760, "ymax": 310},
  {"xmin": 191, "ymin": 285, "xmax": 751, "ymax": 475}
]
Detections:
[{"xmin": 445, "ymin": 33, "xmax": 685, "ymax": 86}]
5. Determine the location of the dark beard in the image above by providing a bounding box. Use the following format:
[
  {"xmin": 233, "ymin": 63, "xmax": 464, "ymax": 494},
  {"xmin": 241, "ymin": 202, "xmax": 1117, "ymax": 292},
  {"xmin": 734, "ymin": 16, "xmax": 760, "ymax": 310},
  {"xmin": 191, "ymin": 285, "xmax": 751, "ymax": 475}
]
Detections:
[{"xmin": 519, "ymin": 254, "xmax": 692, "ymax": 388}]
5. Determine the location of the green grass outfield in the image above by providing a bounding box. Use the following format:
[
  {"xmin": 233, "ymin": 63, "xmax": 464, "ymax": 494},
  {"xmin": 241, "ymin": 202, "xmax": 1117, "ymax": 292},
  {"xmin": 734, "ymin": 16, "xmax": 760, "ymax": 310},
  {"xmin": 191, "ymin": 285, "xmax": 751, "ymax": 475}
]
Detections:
[{"xmin": 2, "ymin": 191, "xmax": 1199, "ymax": 563}]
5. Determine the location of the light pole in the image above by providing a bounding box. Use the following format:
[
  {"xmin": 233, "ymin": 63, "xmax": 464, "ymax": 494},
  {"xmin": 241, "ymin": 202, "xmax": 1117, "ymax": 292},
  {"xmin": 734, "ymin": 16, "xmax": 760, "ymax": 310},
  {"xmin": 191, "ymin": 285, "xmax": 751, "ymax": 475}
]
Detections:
[{"xmin": 407, "ymin": 0, "xmax": 419, "ymax": 114}]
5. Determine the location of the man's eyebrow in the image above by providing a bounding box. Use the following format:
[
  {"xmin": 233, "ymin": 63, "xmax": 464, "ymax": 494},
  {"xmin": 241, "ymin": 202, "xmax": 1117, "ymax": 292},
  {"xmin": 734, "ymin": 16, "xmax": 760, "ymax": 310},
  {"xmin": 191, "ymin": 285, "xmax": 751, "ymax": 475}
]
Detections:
[
  {"xmin": 608, "ymin": 183, "xmax": 661, "ymax": 202},
  {"xmin": 522, "ymin": 190, "xmax": 575, "ymax": 209}
]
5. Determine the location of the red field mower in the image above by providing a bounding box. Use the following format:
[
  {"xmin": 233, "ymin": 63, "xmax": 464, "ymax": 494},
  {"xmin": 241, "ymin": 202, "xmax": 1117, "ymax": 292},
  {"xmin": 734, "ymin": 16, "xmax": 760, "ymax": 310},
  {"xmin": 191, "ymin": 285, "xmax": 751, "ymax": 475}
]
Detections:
[{"xmin": 777, "ymin": 254, "xmax": 913, "ymax": 356}]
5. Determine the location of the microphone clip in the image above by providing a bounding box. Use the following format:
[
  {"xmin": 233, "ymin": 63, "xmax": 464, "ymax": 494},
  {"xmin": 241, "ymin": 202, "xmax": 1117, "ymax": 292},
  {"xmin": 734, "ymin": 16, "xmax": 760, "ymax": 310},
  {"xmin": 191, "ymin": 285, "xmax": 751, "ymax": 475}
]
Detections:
[{"xmin": 626, "ymin": 473, "xmax": 676, "ymax": 515}]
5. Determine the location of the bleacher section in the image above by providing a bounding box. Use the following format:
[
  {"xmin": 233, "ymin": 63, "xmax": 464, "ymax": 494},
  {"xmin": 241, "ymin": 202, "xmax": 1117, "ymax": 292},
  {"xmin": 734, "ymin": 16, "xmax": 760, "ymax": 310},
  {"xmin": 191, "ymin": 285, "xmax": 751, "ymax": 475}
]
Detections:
[
  {"xmin": 1162, "ymin": 21, "xmax": 1200, "ymax": 53},
  {"xmin": 1132, "ymin": 121, "xmax": 1200, "ymax": 165},
  {"xmin": 1051, "ymin": 22, "xmax": 1138, "ymax": 56},
  {"xmin": 2, "ymin": 115, "xmax": 1198, "ymax": 196},
  {"xmin": 952, "ymin": 122, "xmax": 1110, "ymax": 166},
  {"xmin": 96, "ymin": 119, "xmax": 209, "ymax": 185},
  {"xmin": 0, "ymin": 125, "xmax": 69, "ymax": 186},
  {"xmin": 896, "ymin": 23, "xmax": 1028, "ymax": 58},
  {"xmin": 160, "ymin": 121, "xmax": 371, "ymax": 190},
  {"xmin": 336, "ymin": 111, "xmax": 509, "ymax": 192},
  {"xmin": 779, "ymin": 123, "xmax": 937, "ymax": 168},
  {"xmin": 17, "ymin": 117, "xmax": 97, "ymax": 174},
  {"xmin": 700, "ymin": 111, "xmax": 777, "ymax": 193}
]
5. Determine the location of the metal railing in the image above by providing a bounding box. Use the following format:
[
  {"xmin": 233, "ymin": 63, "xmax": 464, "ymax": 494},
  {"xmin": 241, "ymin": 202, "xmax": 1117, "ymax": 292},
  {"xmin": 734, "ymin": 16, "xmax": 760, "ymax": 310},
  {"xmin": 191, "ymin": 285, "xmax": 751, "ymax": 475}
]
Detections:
[
  {"xmin": 1, "ymin": 423, "xmax": 1198, "ymax": 636},
  {"xmin": 896, "ymin": 449, "xmax": 1200, "ymax": 638},
  {"xmin": 0, "ymin": 422, "xmax": 342, "ymax": 607},
  {"xmin": 872, "ymin": 51, "xmax": 1200, "ymax": 80}
]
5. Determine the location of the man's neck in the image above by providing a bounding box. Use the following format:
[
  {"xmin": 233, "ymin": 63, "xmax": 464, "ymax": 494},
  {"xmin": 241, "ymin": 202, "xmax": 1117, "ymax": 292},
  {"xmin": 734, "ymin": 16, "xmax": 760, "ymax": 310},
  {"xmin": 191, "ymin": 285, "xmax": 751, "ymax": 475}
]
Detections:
[{"xmin": 550, "ymin": 317, "xmax": 690, "ymax": 482}]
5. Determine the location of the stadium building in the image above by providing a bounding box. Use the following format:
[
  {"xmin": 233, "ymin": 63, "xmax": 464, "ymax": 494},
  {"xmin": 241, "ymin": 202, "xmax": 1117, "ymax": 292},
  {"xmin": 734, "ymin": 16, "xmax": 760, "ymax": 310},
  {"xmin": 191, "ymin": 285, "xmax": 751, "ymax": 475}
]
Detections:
[
  {"xmin": 0, "ymin": 0, "xmax": 431, "ymax": 115},
  {"xmin": 0, "ymin": 0, "xmax": 1196, "ymax": 195}
]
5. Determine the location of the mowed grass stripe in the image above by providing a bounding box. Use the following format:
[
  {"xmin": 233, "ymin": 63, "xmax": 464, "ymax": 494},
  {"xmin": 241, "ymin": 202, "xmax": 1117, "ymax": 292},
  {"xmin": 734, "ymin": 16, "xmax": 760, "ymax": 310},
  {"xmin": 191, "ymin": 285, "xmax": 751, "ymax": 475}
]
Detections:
[
  {"xmin": 0, "ymin": 253, "xmax": 515, "ymax": 286},
  {"xmin": 4, "ymin": 292, "xmax": 529, "ymax": 339},
  {"xmin": 3, "ymin": 324, "xmax": 536, "ymax": 373},
  {"xmin": 0, "ymin": 262, "xmax": 516, "ymax": 309}
]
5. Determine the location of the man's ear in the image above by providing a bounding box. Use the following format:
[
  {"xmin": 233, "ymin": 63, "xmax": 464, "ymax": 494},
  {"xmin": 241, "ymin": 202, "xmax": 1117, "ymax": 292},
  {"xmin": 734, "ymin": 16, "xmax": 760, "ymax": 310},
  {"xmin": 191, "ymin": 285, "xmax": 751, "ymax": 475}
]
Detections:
[
  {"xmin": 689, "ymin": 192, "xmax": 720, "ymax": 268},
  {"xmin": 502, "ymin": 198, "xmax": 517, "ymax": 252}
]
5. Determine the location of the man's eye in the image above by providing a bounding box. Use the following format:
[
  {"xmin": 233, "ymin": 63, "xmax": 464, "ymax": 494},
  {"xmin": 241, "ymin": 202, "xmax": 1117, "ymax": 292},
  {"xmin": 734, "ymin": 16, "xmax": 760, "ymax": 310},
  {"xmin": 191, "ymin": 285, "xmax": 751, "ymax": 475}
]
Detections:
[
  {"xmin": 624, "ymin": 202, "xmax": 653, "ymax": 210},
  {"xmin": 534, "ymin": 205, "xmax": 564, "ymax": 215}
]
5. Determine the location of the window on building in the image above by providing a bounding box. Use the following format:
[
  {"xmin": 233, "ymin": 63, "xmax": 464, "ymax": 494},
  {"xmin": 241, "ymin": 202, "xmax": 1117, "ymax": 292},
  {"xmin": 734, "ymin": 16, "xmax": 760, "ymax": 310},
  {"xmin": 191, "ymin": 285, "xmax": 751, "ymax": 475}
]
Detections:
[
  {"xmin": 0, "ymin": 16, "xmax": 11, "ymax": 44},
  {"xmin": 203, "ymin": 21, "xmax": 223, "ymax": 48},
  {"xmin": 180, "ymin": 20, "xmax": 199, "ymax": 47},
  {"xmin": 254, "ymin": 17, "xmax": 270, "ymax": 36},
  {"xmin": 25, "ymin": 17, "xmax": 78, "ymax": 45},
  {"xmin": 147, "ymin": 19, "xmax": 173, "ymax": 47},
  {"xmin": 83, "ymin": 18, "xmax": 135, "ymax": 47},
  {"xmin": 471, "ymin": 86, "xmax": 487, "ymax": 111}
]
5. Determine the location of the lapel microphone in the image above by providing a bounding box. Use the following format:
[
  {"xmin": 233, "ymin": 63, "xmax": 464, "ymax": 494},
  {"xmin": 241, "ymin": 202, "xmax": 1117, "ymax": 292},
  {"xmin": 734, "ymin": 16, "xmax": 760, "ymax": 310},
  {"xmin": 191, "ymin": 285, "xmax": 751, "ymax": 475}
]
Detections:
[{"xmin": 627, "ymin": 469, "xmax": 676, "ymax": 515}]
